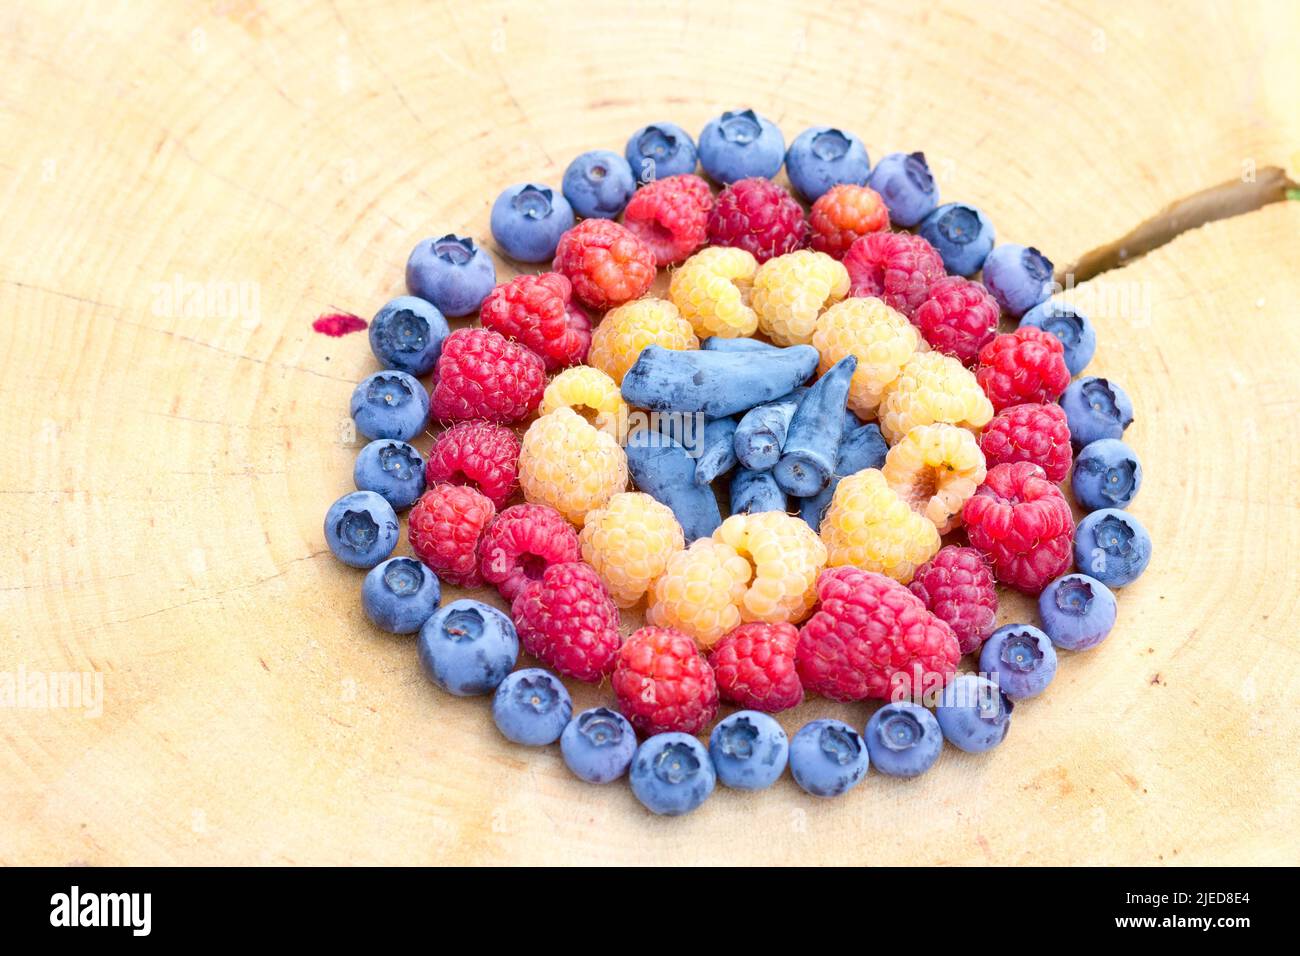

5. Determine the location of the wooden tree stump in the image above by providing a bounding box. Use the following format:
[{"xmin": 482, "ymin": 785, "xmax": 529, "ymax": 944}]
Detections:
[{"xmin": 1, "ymin": 0, "xmax": 1296, "ymax": 864}]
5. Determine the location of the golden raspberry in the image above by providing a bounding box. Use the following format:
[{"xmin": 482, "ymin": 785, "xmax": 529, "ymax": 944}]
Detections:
[
  {"xmin": 881, "ymin": 424, "xmax": 987, "ymax": 534},
  {"xmin": 878, "ymin": 350, "xmax": 995, "ymax": 444},
  {"xmin": 713, "ymin": 511, "xmax": 827, "ymax": 624},
  {"xmin": 587, "ymin": 297, "xmax": 699, "ymax": 386},
  {"xmin": 580, "ymin": 492, "xmax": 685, "ymax": 607},
  {"xmin": 518, "ymin": 407, "xmax": 628, "ymax": 527},
  {"xmin": 668, "ymin": 246, "xmax": 759, "ymax": 338},
  {"xmin": 820, "ymin": 469, "xmax": 941, "ymax": 584},
  {"xmin": 812, "ymin": 296, "xmax": 922, "ymax": 418},
  {"xmin": 751, "ymin": 250, "xmax": 851, "ymax": 346},
  {"xmin": 647, "ymin": 538, "xmax": 752, "ymax": 647},
  {"xmin": 539, "ymin": 366, "xmax": 628, "ymax": 434}
]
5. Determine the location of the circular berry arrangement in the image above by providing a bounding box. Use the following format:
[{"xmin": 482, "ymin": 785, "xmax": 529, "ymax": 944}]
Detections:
[{"xmin": 324, "ymin": 109, "xmax": 1152, "ymax": 816}]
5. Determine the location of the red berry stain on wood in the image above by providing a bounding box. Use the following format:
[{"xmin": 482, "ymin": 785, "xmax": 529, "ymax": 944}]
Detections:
[{"xmin": 313, "ymin": 312, "xmax": 367, "ymax": 336}]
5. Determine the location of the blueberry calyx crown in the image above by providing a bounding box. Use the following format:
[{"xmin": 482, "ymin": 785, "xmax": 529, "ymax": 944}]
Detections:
[
  {"xmin": 879, "ymin": 709, "xmax": 924, "ymax": 752},
  {"xmin": 377, "ymin": 442, "xmax": 419, "ymax": 479},
  {"xmin": 383, "ymin": 557, "xmax": 424, "ymax": 596},
  {"xmin": 337, "ymin": 509, "xmax": 379, "ymax": 551},
  {"xmin": 935, "ymin": 205, "xmax": 981, "ymax": 245},
  {"xmin": 719, "ymin": 716, "xmax": 760, "ymax": 759},
  {"xmin": 1054, "ymin": 577, "xmax": 1095, "ymax": 616},
  {"xmin": 811, "ymin": 128, "xmax": 851, "ymax": 162},
  {"xmin": 578, "ymin": 708, "xmax": 625, "ymax": 747},
  {"xmin": 718, "ymin": 109, "xmax": 761, "ymax": 144},
  {"xmin": 977, "ymin": 683, "xmax": 1014, "ymax": 725},
  {"xmin": 1081, "ymin": 378, "xmax": 1124, "ymax": 421},
  {"xmin": 905, "ymin": 152, "xmax": 935, "ymax": 192},
  {"xmin": 635, "ymin": 125, "xmax": 678, "ymax": 160},
  {"xmin": 654, "ymin": 742, "xmax": 701, "ymax": 784},
  {"xmin": 1022, "ymin": 246, "xmax": 1054, "ymax": 281},
  {"xmin": 819, "ymin": 724, "xmax": 861, "ymax": 766},
  {"xmin": 367, "ymin": 373, "xmax": 414, "ymax": 407},
  {"xmin": 441, "ymin": 606, "xmax": 485, "ymax": 643},
  {"xmin": 1000, "ymin": 632, "xmax": 1045, "ymax": 673},
  {"xmin": 432, "ymin": 234, "xmax": 476, "ymax": 264},
  {"xmin": 512, "ymin": 185, "xmax": 554, "ymax": 220},
  {"xmin": 512, "ymin": 673, "xmax": 561, "ymax": 714},
  {"xmin": 1094, "ymin": 515, "xmax": 1136, "ymax": 556}
]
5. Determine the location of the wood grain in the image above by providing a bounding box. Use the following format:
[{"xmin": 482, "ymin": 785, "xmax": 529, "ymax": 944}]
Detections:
[{"xmin": 1, "ymin": 0, "xmax": 1297, "ymax": 865}]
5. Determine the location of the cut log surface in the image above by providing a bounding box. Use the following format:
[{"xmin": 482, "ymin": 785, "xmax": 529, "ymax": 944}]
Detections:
[{"xmin": 1, "ymin": 0, "xmax": 1298, "ymax": 865}]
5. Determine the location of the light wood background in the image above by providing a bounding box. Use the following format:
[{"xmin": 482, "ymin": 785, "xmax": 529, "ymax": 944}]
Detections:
[{"xmin": 2, "ymin": 0, "xmax": 1298, "ymax": 865}]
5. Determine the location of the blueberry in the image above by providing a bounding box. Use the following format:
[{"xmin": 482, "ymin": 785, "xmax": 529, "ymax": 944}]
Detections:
[
  {"xmin": 353, "ymin": 439, "xmax": 425, "ymax": 511},
  {"xmin": 349, "ymin": 370, "xmax": 428, "ymax": 442},
  {"xmin": 979, "ymin": 624, "xmax": 1058, "ymax": 699},
  {"xmin": 1072, "ymin": 438, "xmax": 1142, "ymax": 511},
  {"xmin": 561, "ymin": 707, "xmax": 637, "ymax": 784},
  {"xmin": 323, "ymin": 490, "xmax": 399, "ymax": 569},
  {"xmin": 362, "ymin": 556, "xmax": 440, "ymax": 634},
  {"xmin": 697, "ymin": 108, "xmax": 785, "ymax": 184},
  {"xmin": 1060, "ymin": 376, "xmax": 1134, "ymax": 448},
  {"xmin": 561, "ymin": 149, "xmax": 636, "ymax": 220},
  {"xmin": 405, "ymin": 235, "xmax": 496, "ymax": 318},
  {"xmin": 784, "ymin": 126, "xmax": 870, "ymax": 202},
  {"xmin": 369, "ymin": 295, "xmax": 451, "ymax": 377},
  {"xmin": 1038, "ymin": 573, "xmax": 1117, "ymax": 651},
  {"xmin": 918, "ymin": 202, "xmax": 995, "ymax": 276},
  {"xmin": 1020, "ymin": 301, "xmax": 1096, "ymax": 376},
  {"xmin": 863, "ymin": 702, "xmax": 943, "ymax": 778},
  {"xmin": 708, "ymin": 711, "xmax": 789, "ymax": 791},
  {"xmin": 981, "ymin": 244, "xmax": 1054, "ymax": 317},
  {"xmin": 418, "ymin": 599, "xmax": 519, "ymax": 696},
  {"xmin": 788, "ymin": 719, "xmax": 869, "ymax": 797},
  {"xmin": 489, "ymin": 183, "xmax": 575, "ymax": 263},
  {"xmin": 1074, "ymin": 508, "xmax": 1152, "ymax": 588},
  {"xmin": 865, "ymin": 151, "xmax": 938, "ymax": 227},
  {"xmin": 936, "ymin": 674, "xmax": 1013, "ymax": 753},
  {"xmin": 492, "ymin": 668, "xmax": 572, "ymax": 746},
  {"xmin": 629, "ymin": 733, "xmax": 716, "ymax": 816},
  {"xmin": 625, "ymin": 121, "xmax": 698, "ymax": 182}
]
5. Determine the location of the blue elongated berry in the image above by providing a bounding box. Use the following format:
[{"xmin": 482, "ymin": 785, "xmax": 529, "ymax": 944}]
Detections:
[
  {"xmin": 799, "ymin": 419, "xmax": 888, "ymax": 531},
  {"xmin": 730, "ymin": 467, "xmax": 787, "ymax": 516},
  {"xmin": 621, "ymin": 344, "xmax": 819, "ymax": 419},
  {"xmin": 693, "ymin": 416, "xmax": 739, "ymax": 486},
  {"xmin": 626, "ymin": 427, "xmax": 722, "ymax": 542},
  {"xmin": 732, "ymin": 389, "xmax": 804, "ymax": 471},
  {"xmin": 773, "ymin": 355, "xmax": 857, "ymax": 497},
  {"xmin": 700, "ymin": 336, "xmax": 782, "ymax": 353}
]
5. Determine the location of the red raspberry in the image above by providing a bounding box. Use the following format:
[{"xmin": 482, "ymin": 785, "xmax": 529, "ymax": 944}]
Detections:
[
  {"xmin": 708, "ymin": 622, "xmax": 803, "ymax": 713},
  {"xmin": 622, "ymin": 174, "xmax": 714, "ymax": 266},
  {"xmin": 963, "ymin": 461, "xmax": 1074, "ymax": 594},
  {"xmin": 843, "ymin": 231, "xmax": 947, "ymax": 318},
  {"xmin": 407, "ymin": 483, "xmax": 495, "ymax": 587},
  {"xmin": 706, "ymin": 177, "xmax": 808, "ymax": 263},
  {"xmin": 979, "ymin": 402, "xmax": 1073, "ymax": 483},
  {"xmin": 809, "ymin": 184, "xmax": 890, "ymax": 259},
  {"xmin": 478, "ymin": 503, "xmax": 580, "ymax": 602},
  {"xmin": 612, "ymin": 626, "xmax": 719, "ymax": 736},
  {"xmin": 913, "ymin": 276, "xmax": 1000, "ymax": 364},
  {"xmin": 511, "ymin": 562, "xmax": 621, "ymax": 683},
  {"xmin": 552, "ymin": 218, "xmax": 656, "ymax": 310},
  {"xmin": 429, "ymin": 328, "xmax": 545, "ymax": 424},
  {"xmin": 424, "ymin": 421, "xmax": 520, "ymax": 509},
  {"xmin": 975, "ymin": 326, "xmax": 1071, "ymax": 412},
  {"xmin": 478, "ymin": 273, "xmax": 591, "ymax": 370},
  {"xmin": 796, "ymin": 566, "xmax": 959, "ymax": 702},
  {"xmin": 907, "ymin": 546, "xmax": 998, "ymax": 655}
]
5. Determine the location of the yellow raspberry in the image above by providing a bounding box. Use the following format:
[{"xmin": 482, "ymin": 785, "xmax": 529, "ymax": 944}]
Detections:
[
  {"xmin": 881, "ymin": 424, "xmax": 987, "ymax": 534},
  {"xmin": 518, "ymin": 407, "xmax": 628, "ymax": 527},
  {"xmin": 587, "ymin": 297, "xmax": 699, "ymax": 386},
  {"xmin": 820, "ymin": 469, "xmax": 941, "ymax": 584},
  {"xmin": 647, "ymin": 538, "xmax": 752, "ymax": 647},
  {"xmin": 878, "ymin": 350, "xmax": 995, "ymax": 444},
  {"xmin": 812, "ymin": 296, "xmax": 922, "ymax": 418},
  {"xmin": 751, "ymin": 250, "xmax": 850, "ymax": 346},
  {"xmin": 668, "ymin": 246, "xmax": 759, "ymax": 338},
  {"xmin": 713, "ymin": 511, "xmax": 827, "ymax": 624},
  {"xmin": 539, "ymin": 366, "xmax": 629, "ymax": 434},
  {"xmin": 580, "ymin": 492, "xmax": 685, "ymax": 607}
]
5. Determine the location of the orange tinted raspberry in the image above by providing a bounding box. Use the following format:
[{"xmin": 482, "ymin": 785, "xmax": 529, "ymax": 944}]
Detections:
[
  {"xmin": 553, "ymin": 218, "xmax": 656, "ymax": 310},
  {"xmin": 809, "ymin": 184, "xmax": 890, "ymax": 259}
]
